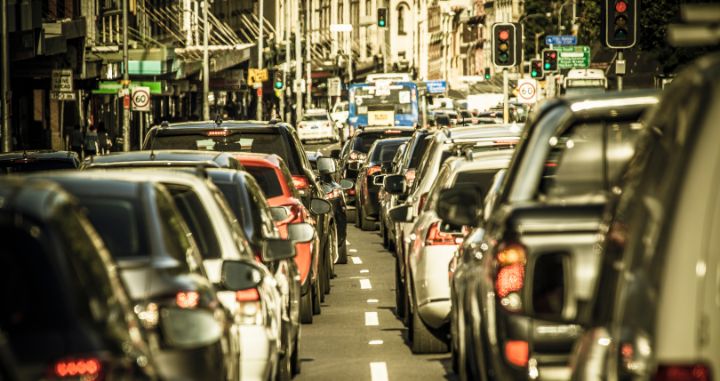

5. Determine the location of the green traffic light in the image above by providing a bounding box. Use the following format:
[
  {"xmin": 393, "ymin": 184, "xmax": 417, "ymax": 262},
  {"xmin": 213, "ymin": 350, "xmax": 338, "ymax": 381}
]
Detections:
[
  {"xmin": 485, "ymin": 74, "xmax": 491, "ymax": 80},
  {"xmin": 379, "ymin": 20, "xmax": 385, "ymax": 27},
  {"xmin": 544, "ymin": 63, "xmax": 551, "ymax": 70},
  {"xmin": 531, "ymin": 70, "xmax": 538, "ymax": 77},
  {"xmin": 275, "ymin": 81, "xmax": 283, "ymax": 89}
]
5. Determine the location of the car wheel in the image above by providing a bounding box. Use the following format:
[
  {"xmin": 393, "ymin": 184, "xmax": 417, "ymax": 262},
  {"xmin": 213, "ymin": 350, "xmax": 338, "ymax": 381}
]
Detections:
[
  {"xmin": 395, "ymin": 261, "xmax": 405, "ymax": 318},
  {"xmin": 300, "ymin": 288, "xmax": 313, "ymax": 324},
  {"xmin": 380, "ymin": 218, "xmax": 389, "ymax": 248},
  {"xmin": 312, "ymin": 277, "xmax": 321, "ymax": 315},
  {"xmin": 337, "ymin": 239, "xmax": 348, "ymax": 264},
  {"xmin": 403, "ymin": 272, "xmax": 412, "ymax": 327},
  {"xmin": 411, "ymin": 305, "xmax": 449, "ymax": 354},
  {"xmin": 291, "ymin": 334, "xmax": 301, "ymax": 376},
  {"xmin": 354, "ymin": 203, "xmax": 362, "ymax": 228},
  {"xmin": 360, "ymin": 202, "xmax": 376, "ymax": 231},
  {"xmin": 276, "ymin": 339, "xmax": 292, "ymax": 381}
]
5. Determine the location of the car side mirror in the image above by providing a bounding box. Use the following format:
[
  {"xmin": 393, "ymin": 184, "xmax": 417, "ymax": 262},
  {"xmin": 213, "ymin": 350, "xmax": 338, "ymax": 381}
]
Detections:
[
  {"xmin": 309, "ymin": 198, "xmax": 332, "ymax": 214},
  {"xmin": 340, "ymin": 179, "xmax": 354, "ymax": 190},
  {"xmin": 435, "ymin": 187, "xmax": 483, "ymax": 226},
  {"xmin": 383, "ymin": 174, "xmax": 406, "ymax": 195},
  {"xmin": 270, "ymin": 206, "xmax": 291, "ymax": 223},
  {"xmin": 220, "ymin": 260, "xmax": 263, "ymax": 291},
  {"xmin": 373, "ymin": 174, "xmax": 386, "ymax": 186},
  {"xmin": 330, "ymin": 149, "xmax": 341, "ymax": 159},
  {"xmin": 288, "ymin": 222, "xmax": 315, "ymax": 243},
  {"xmin": 388, "ymin": 204, "xmax": 413, "ymax": 223},
  {"xmin": 262, "ymin": 238, "xmax": 296, "ymax": 262},
  {"xmin": 317, "ymin": 157, "xmax": 337, "ymax": 175}
]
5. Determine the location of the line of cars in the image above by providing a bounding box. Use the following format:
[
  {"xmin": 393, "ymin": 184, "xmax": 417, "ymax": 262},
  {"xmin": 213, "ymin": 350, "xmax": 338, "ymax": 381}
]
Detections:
[{"xmin": 0, "ymin": 119, "xmax": 355, "ymax": 380}]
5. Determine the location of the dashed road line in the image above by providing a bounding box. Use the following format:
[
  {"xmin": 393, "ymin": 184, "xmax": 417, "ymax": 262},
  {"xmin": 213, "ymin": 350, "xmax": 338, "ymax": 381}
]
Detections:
[
  {"xmin": 351, "ymin": 256, "xmax": 363, "ymax": 264},
  {"xmin": 350, "ymin": 248, "xmax": 359, "ymax": 253},
  {"xmin": 360, "ymin": 278, "xmax": 372, "ymax": 289},
  {"xmin": 370, "ymin": 362, "xmax": 389, "ymax": 381},
  {"xmin": 367, "ymin": 298, "xmax": 379, "ymax": 304},
  {"xmin": 360, "ymin": 269, "xmax": 370, "ymax": 274},
  {"xmin": 365, "ymin": 311, "xmax": 379, "ymax": 326},
  {"xmin": 368, "ymin": 339, "xmax": 384, "ymax": 345}
]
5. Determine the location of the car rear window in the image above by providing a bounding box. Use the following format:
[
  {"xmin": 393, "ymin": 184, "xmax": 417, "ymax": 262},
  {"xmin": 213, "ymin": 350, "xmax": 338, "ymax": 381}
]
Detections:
[
  {"xmin": 244, "ymin": 165, "xmax": 284, "ymax": 198},
  {"xmin": 370, "ymin": 142, "xmax": 405, "ymax": 163},
  {"xmin": 352, "ymin": 131, "xmax": 414, "ymax": 153},
  {"xmin": 0, "ymin": 159, "xmax": 77, "ymax": 173},
  {"xmin": 82, "ymin": 198, "xmax": 149, "ymax": 259},
  {"xmin": 408, "ymin": 136, "xmax": 431, "ymax": 169},
  {"xmin": 152, "ymin": 132, "xmax": 300, "ymax": 174},
  {"xmin": 453, "ymin": 169, "xmax": 501, "ymax": 197},
  {"xmin": 303, "ymin": 114, "xmax": 329, "ymax": 121}
]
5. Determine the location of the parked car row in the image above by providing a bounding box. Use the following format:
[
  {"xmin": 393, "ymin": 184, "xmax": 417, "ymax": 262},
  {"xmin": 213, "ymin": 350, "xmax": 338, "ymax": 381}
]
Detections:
[{"xmin": 0, "ymin": 119, "xmax": 355, "ymax": 380}]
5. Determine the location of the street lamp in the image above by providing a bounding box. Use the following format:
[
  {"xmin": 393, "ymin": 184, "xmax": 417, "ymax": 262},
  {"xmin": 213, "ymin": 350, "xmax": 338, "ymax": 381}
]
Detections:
[{"xmin": 557, "ymin": 0, "xmax": 577, "ymax": 34}]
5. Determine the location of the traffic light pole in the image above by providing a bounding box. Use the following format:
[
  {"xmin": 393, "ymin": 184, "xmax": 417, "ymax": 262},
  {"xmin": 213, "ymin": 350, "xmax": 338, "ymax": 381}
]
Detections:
[
  {"xmin": 257, "ymin": 0, "xmax": 264, "ymax": 120},
  {"xmin": 122, "ymin": 0, "xmax": 130, "ymax": 151},
  {"xmin": 616, "ymin": 50, "xmax": 624, "ymax": 91},
  {"xmin": 503, "ymin": 69, "xmax": 509, "ymax": 124},
  {"xmin": 1, "ymin": 0, "xmax": 10, "ymax": 152}
]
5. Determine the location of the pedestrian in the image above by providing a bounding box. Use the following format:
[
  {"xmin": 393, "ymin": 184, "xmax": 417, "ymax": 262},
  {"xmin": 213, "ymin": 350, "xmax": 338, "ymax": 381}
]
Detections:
[
  {"xmin": 84, "ymin": 125, "xmax": 99, "ymax": 157},
  {"xmin": 97, "ymin": 123, "xmax": 112, "ymax": 154},
  {"xmin": 70, "ymin": 125, "xmax": 83, "ymax": 155}
]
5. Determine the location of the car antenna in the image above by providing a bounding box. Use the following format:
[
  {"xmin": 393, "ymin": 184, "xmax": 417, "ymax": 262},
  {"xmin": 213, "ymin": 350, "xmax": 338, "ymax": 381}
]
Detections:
[
  {"xmin": 195, "ymin": 164, "xmax": 208, "ymax": 179},
  {"xmin": 464, "ymin": 148, "xmax": 474, "ymax": 161},
  {"xmin": 214, "ymin": 112, "xmax": 223, "ymax": 127},
  {"xmin": 150, "ymin": 121, "xmax": 167, "ymax": 161}
]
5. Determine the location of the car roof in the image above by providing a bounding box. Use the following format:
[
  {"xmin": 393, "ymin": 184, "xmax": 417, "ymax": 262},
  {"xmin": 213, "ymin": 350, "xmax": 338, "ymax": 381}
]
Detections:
[
  {"xmin": 150, "ymin": 120, "xmax": 292, "ymax": 133},
  {"xmin": 305, "ymin": 109, "xmax": 328, "ymax": 114},
  {"xmin": 438, "ymin": 124, "xmax": 522, "ymax": 142},
  {"xmin": 83, "ymin": 150, "xmax": 238, "ymax": 168},
  {"xmin": 26, "ymin": 171, "xmax": 149, "ymax": 199},
  {"xmin": 234, "ymin": 152, "xmax": 285, "ymax": 168},
  {"xmin": 0, "ymin": 150, "xmax": 79, "ymax": 162},
  {"xmin": 0, "ymin": 177, "xmax": 76, "ymax": 221}
]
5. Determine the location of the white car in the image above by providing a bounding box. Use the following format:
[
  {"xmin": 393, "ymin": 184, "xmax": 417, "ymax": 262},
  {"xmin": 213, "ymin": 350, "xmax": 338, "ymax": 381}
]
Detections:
[
  {"xmin": 331, "ymin": 101, "xmax": 351, "ymax": 140},
  {"xmin": 405, "ymin": 151, "xmax": 511, "ymax": 354},
  {"xmin": 297, "ymin": 109, "xmax": 338, "ymax": 143}
]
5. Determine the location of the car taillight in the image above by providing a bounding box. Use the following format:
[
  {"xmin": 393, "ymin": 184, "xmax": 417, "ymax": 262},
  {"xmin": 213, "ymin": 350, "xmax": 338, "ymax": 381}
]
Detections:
[
  {"xmin": 176, "ymin": 291, "xmax": 200, "ymax": 309},
  {"xmin": 417, "ymin": 192, "xmax": 428, "ymax": 212},
  {"xmin": 425, "ymin": 222, "xmax": 459, "ymax": 246},
  {"xmin": 347, "ymin": 188, "xmax": 356, "ymax": 196},
  {"xmin": 495, "ymin": 243, "xmax": 526, "ymax": 310},
  {"xmin": 235, "ymin": 288, "xmax": 260, "ymax": 302},
  {"xmin": 53, "ymin": 358, "xmax": 102, "ymax": 379},
  {"xmin": 404, "ymin": 169, "xmax": 416, "ymax": 186},
  {"xmin": 349, "ymin": 151, "xmax": 366, "ymax": 161},
  {"xmin": 367, "ymin": 165, "xmax": 381, "ymax": 177},
  {"xmin": 654, "ymin": 364, "xmax": 711, "ymax": 381},
  {"xmin": 327, "ymin": 188, "xmax": 342, "ymax": 199},
  {"xmin": 292, "ymin": 175, "xmax": 309, "ymax": 195},
  {"xmin": 504, "ymin": 340, "xmax": 528, "ymax": 367},
  {"xmin": 207, "ymin": 129, "xmax": 230, "ymax": 137}
]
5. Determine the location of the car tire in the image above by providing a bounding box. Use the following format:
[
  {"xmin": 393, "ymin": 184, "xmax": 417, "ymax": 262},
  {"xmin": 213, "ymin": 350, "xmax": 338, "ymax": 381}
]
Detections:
[
  {"xmin": 360, "ymin": 202, "xmax": 376, "ymax": 231},
  {"xmin": 291, "ymin": 335, "xmax": 301, "ymax": 376},
  {"xmin": 276, "ymin": 337, "xmax": 292, "ymax": 381},
  {"xmin": 354, "ymin": 204, "xmax": 361, "ymax": 228},
  {"xmin": 411, "ymin": 306, "xmax": 449, "ymax": 354},
  {"xmin": 312, "ymin": 277, "xmax": 321, "ymax": 315},
  {"xmin": 337, "ymin": 239, "xmax": 348, "ymax": 264},
  {"xmin": 300, "ymin": 288, "xmax": 313, "ymax": 324},
  {"xmin": 395, "ymin": 261, "xmax": 405, "ymax": 319},
  {"xmin": 380, "ymin": 218, "xmax": 389, "ymax": 248}
]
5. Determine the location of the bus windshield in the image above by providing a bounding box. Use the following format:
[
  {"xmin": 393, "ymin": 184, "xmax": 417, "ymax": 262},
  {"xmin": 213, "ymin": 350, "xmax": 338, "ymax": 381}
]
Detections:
[{"xmin": 349, "ymin": 82, "xmax": 418, "ymax": 128}]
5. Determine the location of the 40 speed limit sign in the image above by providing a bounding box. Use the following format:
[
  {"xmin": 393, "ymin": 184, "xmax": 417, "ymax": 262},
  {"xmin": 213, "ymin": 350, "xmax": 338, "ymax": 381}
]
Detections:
[
  {"xmin": 517, "ymin": 79, "xmax": 538, "ymax": 104},
  {"xmin": 132, "ymin": 87, "xmax": 151, "ymax": 112}
]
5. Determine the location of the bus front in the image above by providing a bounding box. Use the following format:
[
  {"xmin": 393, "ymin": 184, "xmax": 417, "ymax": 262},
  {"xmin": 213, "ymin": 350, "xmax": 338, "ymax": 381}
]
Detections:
[{"xmin": 348, "ymin": 82, "xmax": 419, "ymax": 129}]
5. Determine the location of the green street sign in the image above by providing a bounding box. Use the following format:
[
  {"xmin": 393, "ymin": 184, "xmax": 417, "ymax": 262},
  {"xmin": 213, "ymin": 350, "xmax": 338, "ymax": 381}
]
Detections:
[
  {"xmin": 92, "ymin": 81, "xmax": 163, "ymax": 95},
  {"xmin": 557, "ymin": 45, "xmax": 591, "ymax": 69}
]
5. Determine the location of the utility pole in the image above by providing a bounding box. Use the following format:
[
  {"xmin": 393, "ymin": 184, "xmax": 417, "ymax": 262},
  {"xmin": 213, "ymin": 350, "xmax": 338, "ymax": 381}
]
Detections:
[
  {"xmin": 616, "ymin": 50, "xmax": 625, "ymax": 91},
  {"xmin": 294, "ymin": 0, "xmax": 303, "ymax": 121},
  {"xmin": 281, "ymin": 0, "xmax": 290, "ymax": 120},
  {"xmin": 122, "ymin": 0, "xmax": 130, "ymax": 151},
  {"xmin": 503, "ymin": 69, "xmax": 509, "ymax": 124},
  {"xmin": 256, "ymin": 0, "xmax": 264, "ymax": 120},
  {"xmin": 305, "ymin": 0, "xmax": 311, "ymax": 107},
  {"xmin": 202, "ymin": 0, "xmax": 210, "ymax": 120},
  {"xmin": 1, "ymin": 0, "xmax": 10, "ymax": 152}
]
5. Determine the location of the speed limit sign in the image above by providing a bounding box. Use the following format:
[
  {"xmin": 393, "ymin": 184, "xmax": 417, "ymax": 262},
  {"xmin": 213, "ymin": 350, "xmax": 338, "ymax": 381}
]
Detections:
[
  {"xmin": 517, "ymin": 79, "xmax": 538, "ymax": 104},
  {"xmin": 132, "ymin": 87, "xmax": 151, "ymax": 112}
]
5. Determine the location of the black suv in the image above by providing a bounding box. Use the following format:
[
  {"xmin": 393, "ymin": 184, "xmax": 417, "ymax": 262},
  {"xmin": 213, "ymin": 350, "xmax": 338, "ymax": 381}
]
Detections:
[
  {"xmin": 143, "ymin": 120, "xmax": 338, "ymax": 316},
  {"xmin": 0, "ymin": 150, "xmax": 80, "ymax": 173}
]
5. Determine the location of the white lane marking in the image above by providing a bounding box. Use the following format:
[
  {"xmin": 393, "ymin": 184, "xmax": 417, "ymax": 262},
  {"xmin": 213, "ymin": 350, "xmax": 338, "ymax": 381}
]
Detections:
[
  {"xmin": 370, "ymin": 362, "xmax": 389, "ymax": 381},
  {"xmin": 368, "ymin": 339, "xmax": 384, "ymax": 345},
  {"xmin": 347, "ymin": 240, "xmax": 351, "ymax": 245},
  {"xmin": 367, "ymin": 299, "xmax": 379, "ymax": 304},
  {"xmin": 351, "ymin": 256, "xmax": 363, "ymax": 264},
  {"xmin": 360, "ymin": 269, "xmax": 370, "ymax": 274},
  {"xmin": 365, "ymin": 312, "xmax": 379, "ymax": 326},
  {"xmin": 349, "ymin": 248, "xmax": 358, "ymax": 253},
  {"xmin": 360, "ymin": 278, "xmax": 372, "ymax": 289}
]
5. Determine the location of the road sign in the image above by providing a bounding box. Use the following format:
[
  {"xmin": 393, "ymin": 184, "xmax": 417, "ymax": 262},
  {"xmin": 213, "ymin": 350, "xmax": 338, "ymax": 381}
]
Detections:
[
  {"xmin": 517, "ymin": 79, "xmax": 538, "ymax": 104},
  {"xmin": 330, "ymin": 24, "xmax": 353, "ymax": 32},
  {"xmin": 248, "ymin": 68, "xmax": 269, "ymax": 85},
  {"xmin": 51, "ymin": 70, "xmax": 74, "ymax": 93},
  {"xmin": 558, "ymin": 45, "xmax": 591, "ymax": 69},
  {"xmin": 425, "ymin": 80, "xmax": 447, "ymax": 94},
  {"xmin": 328, "ymin": 77, "xmax": 342, "ymax": 97},
  {"xmin": 50, "ymin": 92, "xmax": 76, "ymax": 101},
  {"xmin": 131, "ymin": 87, "xmax": 151, "ymax": 112},
  {"xmin": 545, "ymin": 35, "xmax": 578, "ymax": 46},
  {"xmin": 293, "ymin": 79, "xmax": 306, "ymax": 93}
]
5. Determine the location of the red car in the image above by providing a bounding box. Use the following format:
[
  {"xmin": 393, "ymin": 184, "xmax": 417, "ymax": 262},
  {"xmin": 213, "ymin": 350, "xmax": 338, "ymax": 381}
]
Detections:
[{"xmin": 236, "ymin": 152, "xmax": 321, "ymax": 324}]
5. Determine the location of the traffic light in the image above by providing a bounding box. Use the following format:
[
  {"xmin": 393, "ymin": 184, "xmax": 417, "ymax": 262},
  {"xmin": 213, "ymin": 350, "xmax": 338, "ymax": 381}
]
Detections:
[
  {"xmin": 492, "ymin": 23, "xmax": 518, "ymax": 67},
  {"xmin": 274, "ymin": 72, "xmax": 284, "ymax": 90},
  {"xmin": 530, "ymin": 59, "xmax": 543, "ymax": 79},
  {"xmin": 377, "ymin": 8, "xmax": 387, "ymax": 28},
  {"xmin": 542, "ymin": 49, "xmax": 559, "ymax": 73},
  {"xmin": 484, "ymin": 68, "xmax": 491, "ymax": 80},
  {"xmin": 603, "ymin": 0, "xmax": 638, "ymax": 49}
]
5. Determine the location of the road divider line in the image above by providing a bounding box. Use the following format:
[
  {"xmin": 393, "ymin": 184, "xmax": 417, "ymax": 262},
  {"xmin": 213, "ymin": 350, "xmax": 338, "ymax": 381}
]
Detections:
[
  {"xmin": 368, "ymin": 339, "xmax": 384, "ymax": 345},
  {"xmin": 370, "ymin": 362, "xmax": 389, "ymax": 381},
  {"xmin": 360, "ymin": 278, "xmax": 372, "ymax": 289},
  {"xmin": 351, "ymin": 257, "xmax": 363, "ymax": 264},
  {"xmin": 367, "ymin": 299, "xmax": 379, "ymax": 304},
  {"xmin": 360, "ymin": 269, "xmax": 370, "ymax": 274},
  {"xmin": 365, "ymin": 312, "xmax": 379, "ymax": 326},
  {"xmin": 350, "ymin": 248, "xmax": 358, "ymax": 253}
]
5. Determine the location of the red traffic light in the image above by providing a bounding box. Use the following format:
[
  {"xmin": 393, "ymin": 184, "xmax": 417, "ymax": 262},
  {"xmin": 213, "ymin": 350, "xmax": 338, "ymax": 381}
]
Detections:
[
  {"xmin": 551, "ymin": 52, "xmax": 557, "ymax": 59},
  {"xmin": 499, "ymin": 30, "xmax": 510, "ymax": 40},
  {"xmin": 615, "ymin": 0, "xmax": 628, "ymax": 13}
]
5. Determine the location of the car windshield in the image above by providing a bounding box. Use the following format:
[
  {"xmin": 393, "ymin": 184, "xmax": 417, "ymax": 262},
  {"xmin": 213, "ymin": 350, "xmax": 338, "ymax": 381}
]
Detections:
[
  {"xmin": 370, "ymin": 142, "xmax": 406, "ymax": 163},
  {"xmin": 152, "ymin": 132, "xmax": 300, "ymax": 174},
  {"xmin": 454, "ymin": 169, "xmax": 501, "ymax": 197},
  {"xmin": 0, "ymin": 159, "xmax": 76, "ymax": 173},
  {"xmin": 244, "ymin": 166, "xmax": 284, "ymax": 198},
  {"xmin": 82, "ymin": 198, "xmax": 150, "ymax": 259},
  {"xmin": 303, "ymin": 114, "xmax": 329, "ymax": 121},
  {"xmin": 352, "ymin": 131, "xmax": 414, "ymax": 153}
]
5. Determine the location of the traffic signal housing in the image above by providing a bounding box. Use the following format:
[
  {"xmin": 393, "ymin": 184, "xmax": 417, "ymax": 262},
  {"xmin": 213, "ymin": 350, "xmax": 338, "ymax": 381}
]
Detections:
[
  {"xmin": 542, "ymin": 49, "xmax": 559, "ymax": 73},
  {"xmin": 530, "ymin": 59, "xmax": 543, "ymax": 79},
  {"xmin": 377, "ymin": 8, "xmax": 388, "ymax": 28},
  {"xmin": 492, "ymin": 23, "xmax": 518, "ymax": 67},
  {"xmin": 484, "ymin": 68, "xmax": 491, "ymax": 80},
  {"xmin": 603, "ymin": 0, "xmax": 637, "ymax": 49},
  {"xmin": 273, "ymin": 72, "xmax": 284, "ymax": 90}
]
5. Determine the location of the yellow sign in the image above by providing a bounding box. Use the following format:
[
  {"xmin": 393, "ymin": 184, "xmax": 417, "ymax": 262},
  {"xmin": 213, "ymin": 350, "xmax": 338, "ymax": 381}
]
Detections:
[{"xmin": 248, "ymin": 68, "xmax": 269, "ymax": 85}]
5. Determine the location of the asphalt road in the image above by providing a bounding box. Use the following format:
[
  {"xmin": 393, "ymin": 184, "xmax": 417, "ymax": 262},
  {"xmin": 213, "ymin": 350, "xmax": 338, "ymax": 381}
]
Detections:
[{"xmin": 294, "ymin": 224, "xmax": 457, "ymax": 381}]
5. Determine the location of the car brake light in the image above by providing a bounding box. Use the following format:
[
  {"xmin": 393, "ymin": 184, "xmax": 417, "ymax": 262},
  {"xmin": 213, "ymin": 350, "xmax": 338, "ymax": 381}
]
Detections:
[
  {"xmin": 367, "ymin": 165, "xmax": 381, "ymax": 176},
  {"xmin": 347, "ymin": 188, "xmax": 356, "ymax": 196},
  {"xmin": 236, "ymin": 288, "xmax": 261, "ymax": 302},
  {"xmin": 176, "ymin": 291, "xmax": 200, "ymax": 309},
  {"xmin": 425, "ymin": 222, "xmax": 458, "ymax": 246},
  {"xmin": 496, "ymin": 264, "xmax": 525, "ymax": 298},
  {"xmin": 207, "ymin": 130, "xmax": 230, "ymax": 137},
  {"xmin": 384, "ymin": 130, "xmax": 402, "ymax": 134},
  {"xmin": 54, "ymin": 358, "xmax": 102, "ymax": 378},
  {"xmin": 497, "ymin": 243, "xmax": 527, "ymax": 266},
  {"xmin": 292, "ymin": 175, "xmax": 309, "ymax": 195},
  {"xmin": 417, "ymin": 192, "xmax": 428, "ymax": 212},
  {"xmin": 504, "ymin": 340, "xmax": 529, "ymax": 367},
  {"xmin": 654, "ymin": 364, "xmax": 711, "ymax": 381},
  {"xmin": 404, "ymin": 169, "xmax": 416, "ymax": 186},
  {"xmin": 493, "ymin": 139, "xmax": 519, "ymax": 145}
]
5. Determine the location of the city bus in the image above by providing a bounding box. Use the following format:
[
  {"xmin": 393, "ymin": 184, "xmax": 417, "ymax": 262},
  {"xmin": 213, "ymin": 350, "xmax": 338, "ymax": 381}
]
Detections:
[
  {"xmin": 348, "ymin": 81, "xmax": 419, "ymax": 129},
  {"xmin": 561, "ymin": 68, "xmax": 608, "ymax": 96}
]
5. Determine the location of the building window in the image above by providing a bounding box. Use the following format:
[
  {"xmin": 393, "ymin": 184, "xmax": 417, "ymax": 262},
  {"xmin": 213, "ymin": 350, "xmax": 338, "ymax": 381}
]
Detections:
[{"xmin": 397, "ymin": 4, "xmax": 407, "ymax": 35}]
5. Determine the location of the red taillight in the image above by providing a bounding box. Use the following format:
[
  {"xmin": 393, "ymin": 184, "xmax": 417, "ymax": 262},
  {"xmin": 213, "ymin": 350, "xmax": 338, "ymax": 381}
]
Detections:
[
  {"xmin": 347, "ymin": 188, "xmax": 356, "ymax": 196},
  {"xmin": 495, "ymin": 263, "xmax": 525, "ymax": 298},
  {"xmin": 54, "ymin": 358, "xmax": 102, "ymax": 378},
  {"xmin": 496, "ymin": 243, "xmax": 527, "ymax": 266},
  {"xmin": 236, "ymin": 288, "xmax": 260, "ymax": 302},
  {"xmin": 207, "ymin": 129, "xmax": 230, "ymax": 137},
  {"xmin": 504, "ymin": 340, "xmax": 528, "ymax": 367},
  {"xmin": 417, "ymin": 193, "xmax": 428, "ymax": 212},
  {"xmin": 176, "ymin": 291, "xmax": 200, "ymax": 309},
  {"xmin": 425, "ymin": 222, "xmax": 459, "ymax": 246},
  {"xmin": 654, "ymin": 364, "xmax": 711, "ymax": 381},
  {"xmin": 367, "ymin": 165, "xmax": 381, "ymax": 177},
  {"xmin": 404, "ymin": 169, "xmax": 416, "ymax": 186},
  {"xmin": 292, "ymin": 175, "xmax": 309, "ymax": 191}
]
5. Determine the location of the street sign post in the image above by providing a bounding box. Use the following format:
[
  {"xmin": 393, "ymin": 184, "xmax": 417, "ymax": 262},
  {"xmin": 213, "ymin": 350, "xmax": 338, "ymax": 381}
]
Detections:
[
  {"xmin": 545, "ymin": 35, "xmax": 578, "ymax": 46},
  {"xmin": 51, "ymin": 69, "xmax": 76, "ymax": 102},
  {"xmin": 131, "ymin": 86, "xmax": 151, "ymax": 112},
  {"xmin": 328, "ymin": 77, "xmax": 342, "ymax": 97},
  {"xmin": 425, "ymin": 80, "xmax": 447, "ymax": 94},
  {"xmin": 517, "ymin": 79, "xmax": 538, "ymax": 104},
  {"xmin": 558, "ymin": 45, "xmax": 591, "ymax": 69}
]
